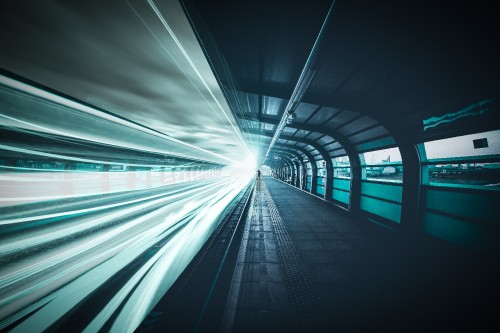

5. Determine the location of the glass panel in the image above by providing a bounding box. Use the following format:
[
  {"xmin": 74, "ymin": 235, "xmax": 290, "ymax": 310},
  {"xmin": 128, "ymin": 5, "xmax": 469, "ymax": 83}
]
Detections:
[
  {"xmin": 360, "ymin": 147, "xmax": 403, "ymax": 183},
  {"xmin": 360, "ymin": 196, "xmax": 401, "ymax": 223},
  {"xmin": 316, "ymin": 184, "xmax": 325, "ymax": 195},
  {"xmin": 333, "ymin": 189, "xmax": 350, "ymax": 204},
  {"xmin": 428, "ymin": 162, "xmax": 500, "ymax": 187},
  {"xmin": 333, "ymin": 156, "xmax": 351, "ymax": 179},
  {"xmin": 317, "ymin": 159, "xmax": 326, "ymax": 177},
  {"xmin": 424, "ymin": 130, "xmax": 499, "ymax": 159},
  {"xmin": 293, "ymin": 102, "xmax": 318, "ymax": 123},
  {"xmin": 262, "ymin": 96, "xmax": 286, "ymax": 116},
  {"xmin": 361, "ymin": 147, "xmax": 402, "ymax": 164},
  {"xmin": 423, "ymin": 131, "xmax": 500, "ymax": 188},
  {"xmin": 334, "ymin": 167, "xmax": 351, "ymax": 179},
  {"xmin": 333, "ymin": 178, "xmax": 351, "ymax": 191},
  {"xmin": 264, "ymin": 123, "xmax": 275, "ymax": 131},
  {"xmin": 361, "ymin": 182, "xmax": 402, "ymax": 203}
]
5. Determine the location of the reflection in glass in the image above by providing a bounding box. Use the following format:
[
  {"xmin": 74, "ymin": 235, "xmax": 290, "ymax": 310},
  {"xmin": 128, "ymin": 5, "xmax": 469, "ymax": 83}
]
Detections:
[{"xmin": 360, "ymin": 148, "xmax": 403, "ymax": 183}]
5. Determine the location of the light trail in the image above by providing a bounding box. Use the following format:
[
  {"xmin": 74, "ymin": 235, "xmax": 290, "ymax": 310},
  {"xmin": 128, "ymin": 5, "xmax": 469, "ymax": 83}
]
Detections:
[
  {"xmin": 142, "ymin": 0, "xmax": 253, "ymax": 157},
  {"xmin": 0, "ymin": 169, "xmax": 217, "ymax": 207},
  {"xmin": 0, "ymin": 75, "xmax": 237, "ymax": 165},
  {"xmin": 0, "ymin": 2, "xmax": 259, "ymax": 329},
  {"xmin": 0, "ymin": 172, "xmax": 253, "ymax": 332}
]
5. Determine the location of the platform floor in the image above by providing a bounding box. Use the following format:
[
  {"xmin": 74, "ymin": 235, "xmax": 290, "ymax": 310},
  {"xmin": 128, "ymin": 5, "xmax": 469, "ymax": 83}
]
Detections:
[{"xmin": 221, "ymin": 177, "xmax": 497, "ymax": 333}]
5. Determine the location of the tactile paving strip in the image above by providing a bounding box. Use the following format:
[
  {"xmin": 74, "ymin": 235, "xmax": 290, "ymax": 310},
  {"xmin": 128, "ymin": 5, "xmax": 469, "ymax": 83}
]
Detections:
[{"xmin": 261, "ymin": 181, "xmax": 330, "ymax": 332}]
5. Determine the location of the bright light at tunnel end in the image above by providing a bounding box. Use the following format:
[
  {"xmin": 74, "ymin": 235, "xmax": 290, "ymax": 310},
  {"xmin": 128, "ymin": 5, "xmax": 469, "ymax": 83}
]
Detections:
[
  {"xmin": 228, "ymin": 151, "xmax": 258, "ymax": 179},
  {"xmin": 243, "ymin": 153, "xmax": 257, "ymax": 170}
]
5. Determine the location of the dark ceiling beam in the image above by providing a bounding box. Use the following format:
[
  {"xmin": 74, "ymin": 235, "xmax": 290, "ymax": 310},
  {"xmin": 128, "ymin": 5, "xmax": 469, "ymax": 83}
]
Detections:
[
  {"xmin": 268, "ymin": 149, "xmax": 297, "ymax": 161},
  {"xmin": 239, "ymin": 113, "xmax": 358, "ymax": 152},
  {"xmin": 240, "ymin": 84, "xmax": 500, "ymax": 144},
  {"xmin": 245, "ymin": 128, "xmax": 323, "ymax": 153},
  {"xmin": 274, "ymin": 143, "xmax": 311, "ymax": 161},
  {"xmin": 236, "ymin": 84, "xmax": 380, "ymax": 118},
  {"xmin": 240, "ymin": 86, "xmax": 495, "ymax": 147},
  {"xmin": 270, "ymin": 149, "xmax": 302, "ymax": 170}
]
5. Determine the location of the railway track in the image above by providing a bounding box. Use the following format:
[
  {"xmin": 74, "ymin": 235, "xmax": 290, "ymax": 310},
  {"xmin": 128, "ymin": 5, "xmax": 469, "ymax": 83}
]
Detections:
[{"xmin": 134, "ymin": 180, "xmax": 255, "ymax": 333}]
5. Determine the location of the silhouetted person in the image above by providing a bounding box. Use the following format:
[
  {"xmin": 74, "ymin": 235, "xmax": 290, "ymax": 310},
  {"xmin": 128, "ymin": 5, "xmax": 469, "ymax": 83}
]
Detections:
[{"xmin": 257, "ymin": 169, "xmax": 261, "ymax": 179}]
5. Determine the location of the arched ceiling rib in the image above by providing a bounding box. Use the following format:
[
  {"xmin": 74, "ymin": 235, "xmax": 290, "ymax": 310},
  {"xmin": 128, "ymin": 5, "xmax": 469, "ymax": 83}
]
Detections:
[
  {"xmin": 271, "ymin": 148, "xmax": 306, "ymax": 166},
  {"xmin": 186, "ymin": 0, "xmax": 499, "ymax": 163},
  {"xmin": 239, "ymin": 112, "xmax": 392, "ymax": 154},
  {"xmin": 244, "ymin": 129, "xmax": 329, "ymax": 156},
  {"xmin": 274, "ymin": 143, "xmax": 316, "ymax": 164},
  {"xmin": 270, "ymin": 149, "xmax": 299, "ymax": 162}
]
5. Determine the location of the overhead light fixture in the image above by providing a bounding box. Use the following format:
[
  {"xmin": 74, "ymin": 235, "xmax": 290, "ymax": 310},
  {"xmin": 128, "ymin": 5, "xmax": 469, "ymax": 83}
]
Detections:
[{"xmin": 286, "ymin": 112, "xmax": 295, "ymax": 125}]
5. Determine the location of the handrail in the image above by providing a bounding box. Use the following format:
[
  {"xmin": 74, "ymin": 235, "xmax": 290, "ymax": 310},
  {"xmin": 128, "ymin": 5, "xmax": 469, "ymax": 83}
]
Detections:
[{"xmin": 422, "ymin": 154, "xmax": 500, "ymax": 164}]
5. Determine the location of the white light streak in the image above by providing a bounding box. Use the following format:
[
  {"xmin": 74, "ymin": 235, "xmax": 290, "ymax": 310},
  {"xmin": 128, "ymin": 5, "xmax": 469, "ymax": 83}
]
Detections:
[
  {"xmin": 0, "ymin": 172, "xmax": 253, "ymax": 332},
  {"xmin": 143, "ymin": 0, "xmax": 252, "ymax": 156},
  {"xmin": 0, "ymin": 75, "xmax": 237, "ymax": 164}
]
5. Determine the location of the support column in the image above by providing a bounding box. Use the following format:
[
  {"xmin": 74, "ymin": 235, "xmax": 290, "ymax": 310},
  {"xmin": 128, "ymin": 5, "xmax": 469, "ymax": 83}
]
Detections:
[
  {"xmin": 399, "ymin": 142, "xmax": 423, "ymax": 235},
  {"xmin": 310, "ymin": 159, "xmax": 318, "ymax": 194},
  {"xmin": 324, "ymin": 158, "xmax": 333, "ymax": 201}
]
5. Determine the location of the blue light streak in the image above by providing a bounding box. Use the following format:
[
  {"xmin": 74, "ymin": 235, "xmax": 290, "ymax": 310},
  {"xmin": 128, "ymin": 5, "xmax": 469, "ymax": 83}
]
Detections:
[{"xmin": 0, "ymin": 1, "xmax": 257, "ymax": 329}]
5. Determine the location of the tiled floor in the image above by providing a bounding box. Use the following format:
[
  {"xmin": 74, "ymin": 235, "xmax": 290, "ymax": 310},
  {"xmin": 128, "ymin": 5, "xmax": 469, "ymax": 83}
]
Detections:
[
  {"xmin": 221, "ymin": 177, "xmax": 498, "ymax": 333},
  {"xmin": 222, "ymin": 179, "xmax": 295, "ymax": 333}
]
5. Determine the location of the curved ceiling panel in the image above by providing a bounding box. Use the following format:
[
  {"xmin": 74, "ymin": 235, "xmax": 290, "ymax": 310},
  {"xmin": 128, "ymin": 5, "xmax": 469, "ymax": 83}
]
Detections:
[{"xmin": 185, "ymin": 0, "xmax": 498, "ymax": 165}]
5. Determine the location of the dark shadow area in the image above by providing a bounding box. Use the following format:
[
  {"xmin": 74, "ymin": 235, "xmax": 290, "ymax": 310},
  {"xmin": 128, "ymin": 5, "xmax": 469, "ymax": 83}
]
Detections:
[{"xmin": 264, "ymin": 177, "xmax": 499, "ymax": 332}]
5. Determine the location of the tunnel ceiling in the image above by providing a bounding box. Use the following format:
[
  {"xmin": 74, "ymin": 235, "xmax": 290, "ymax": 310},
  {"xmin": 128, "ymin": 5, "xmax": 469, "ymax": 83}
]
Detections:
[
  {"xmin": 185, "ymin": 0, "xmax": 500, "ymax": 164},
  {"xmin": 1, "ymin": 0, "xmax": 498, "ymax": 167}
]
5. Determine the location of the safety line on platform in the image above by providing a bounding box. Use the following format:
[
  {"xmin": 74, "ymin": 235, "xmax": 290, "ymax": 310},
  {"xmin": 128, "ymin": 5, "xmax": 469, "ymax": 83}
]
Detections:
[{"xmin": 261, "ymin": 180, "xmax": 330, "ymax": 332}]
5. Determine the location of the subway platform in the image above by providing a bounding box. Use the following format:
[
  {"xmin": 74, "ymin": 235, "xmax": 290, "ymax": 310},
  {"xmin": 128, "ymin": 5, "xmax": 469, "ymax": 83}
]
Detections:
[
  {"xmin": 141, "ymin": 176, "xmax": 498, "ymax": 333},
  {"xmin": 223, "ymin": 177, "xmax": 497, "ymax": 332}
]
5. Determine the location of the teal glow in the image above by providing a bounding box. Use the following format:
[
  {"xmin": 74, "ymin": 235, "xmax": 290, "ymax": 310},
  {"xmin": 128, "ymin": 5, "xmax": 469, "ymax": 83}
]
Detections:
[
  {"xmin": 360, "ymin": 195, "xmax": 401, "ymax": 223},
  {"xmin": 332, "ymin": 189, "xmax": 349, "ymax": 204},
  {"xmin": 423, "ymin": 98, "xmax": 495, "ymax": 131},
  {"xmin": 423, "ymin": 212, "xmax": 494, "ymax": 248}
]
